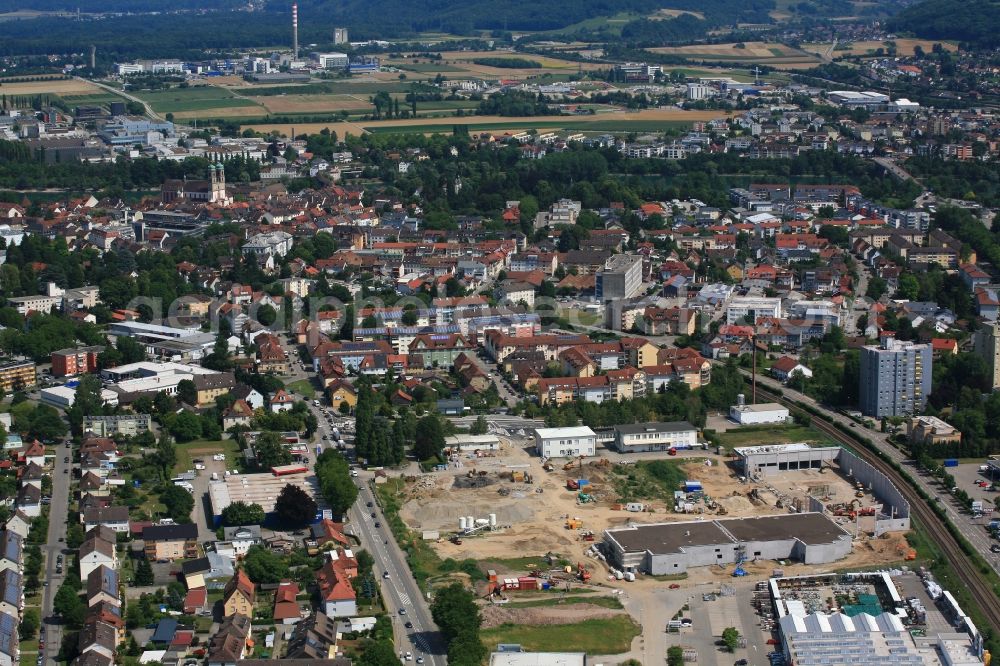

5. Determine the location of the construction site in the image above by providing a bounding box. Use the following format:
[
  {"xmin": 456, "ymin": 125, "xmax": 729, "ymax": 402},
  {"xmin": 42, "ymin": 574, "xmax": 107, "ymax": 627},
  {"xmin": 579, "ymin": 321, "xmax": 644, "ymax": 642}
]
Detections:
[{"xmin": 392, "ymin": 431, "xmax": 914, "ymax": 583}]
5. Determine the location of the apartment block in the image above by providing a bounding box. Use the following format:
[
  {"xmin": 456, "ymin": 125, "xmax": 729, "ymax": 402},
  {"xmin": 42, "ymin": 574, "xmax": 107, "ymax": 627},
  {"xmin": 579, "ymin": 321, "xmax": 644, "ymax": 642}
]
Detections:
[{"xmin": 858, "ymin": 333, "xmax": 932, "ymax": 418}]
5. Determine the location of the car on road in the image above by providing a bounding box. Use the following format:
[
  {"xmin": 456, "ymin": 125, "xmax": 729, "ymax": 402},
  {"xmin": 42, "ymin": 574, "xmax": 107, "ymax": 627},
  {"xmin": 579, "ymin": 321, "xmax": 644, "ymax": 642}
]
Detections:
[
  {"xmin": 416, "ymin": 657, "xmax": 424, "ymax": 664},
  {"xmin": 735, "ymin": 660, "xmax": 748, "ymax": 666},
  {"xmin": 404, "ymin": 621, "xmax": 413, "ymax": 629},
  {"xmin": 371, "ymin": 513, "xmax": 376, "ymax": 518},
  {"xmin": 63, "ymin": 457, "xmax": 69, "ymax": 463},
  {"xmin": 374, "ymin": 522, "xmax": 380, "ymax": 528},
  {"xmin": 991, "ymin": 544, "xmax": 1000, "ymax": 553},
  {"xmin": 366, "ymin": 502, "xmax": 373, "ymax": 507},
  {"xmin": 383, "ymin": 571, "xmax": 389, "ymax": 578},
  {"xmin": 399, "ymin": 608, "xmax": 407, "ymax": 615}
]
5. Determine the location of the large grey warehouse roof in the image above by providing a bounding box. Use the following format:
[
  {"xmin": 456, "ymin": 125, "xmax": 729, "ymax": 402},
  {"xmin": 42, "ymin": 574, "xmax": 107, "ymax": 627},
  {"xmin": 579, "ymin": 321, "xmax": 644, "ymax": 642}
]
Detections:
[
  {"xmin": 613, "ymin": 421, "xmax": 696, "ymax": 434},
  {"xmin": 723, "ymin": 513, "xmax": 850, "ymax": 545},
  {"xmin": 606, "ymin": 513, "xmax": 849, "ymax": 555},
  {"xmin": 608, "ymin": 520, "xmax": 731, "ymax": 554}
]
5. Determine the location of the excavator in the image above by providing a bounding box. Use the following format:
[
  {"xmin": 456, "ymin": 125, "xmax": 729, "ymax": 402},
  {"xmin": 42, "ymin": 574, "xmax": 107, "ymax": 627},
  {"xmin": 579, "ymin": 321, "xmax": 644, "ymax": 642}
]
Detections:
[
  {"xmin": 563, "ymin": 455, "xmax": 585, "ymax": 471},
  {"xmin": 577, "ymin": 562, "xmax": 591, "ymax": 582}
]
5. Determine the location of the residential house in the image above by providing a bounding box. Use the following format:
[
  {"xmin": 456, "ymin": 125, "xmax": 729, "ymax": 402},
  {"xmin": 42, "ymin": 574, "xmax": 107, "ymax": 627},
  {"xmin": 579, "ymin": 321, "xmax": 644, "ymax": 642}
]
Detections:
[
  {"xmin": 142, "ymin": 523, "xmax": 199, "ymax": 561},
  {"xmin": 206, "ymin": 613, "xmax": 252, "ymax": 666},
  {"xmin": 223, "ymin": 570, "xmax": 256, "ymax": 618},
  {"xmin": 269, "ymin": 389, "xmax": 295, "ymax": 413},
  {"xmin": 326, "ymin": 380, "xmax": 357, "ymax": 414},
  {"xmin": 182, "ymin": 552, "xmax": 234, "ymax": 590},
  {"xmin": 285, "ymin": 611, "xmax": 340, "ymax": 660},
  {"xmin": 222, "ymin": 400, "xmax": 254, "ymax": 431},
  {"xmin": 0, "ymin": 611, "xmax": 16, "ymax": 666},
  {"xmin": 86, "ymin": 565, "xmax": 120, "ymax": 608},
  {"xmin": 0, "ymin": 570, "xmax": 21, "ymax": 618},
  {"xmin": 316, "ymin": 556, "xmax": 357, "ymax": 618},
  {"xmin": 193, "ymin": 372, "xmax": 237, "ymax": 407},
  {"xmin": 77, "ymin": 620, "xmax": 117, "ymax": 661},
  {"xmin": 770, "ymin": 356, "xmax": 813, "ymax": 382},
  {"xmin": 273, "ymin": 580, "xmax": 302, "ymax": 625},
  {"xmin": 231, "ymin": 385, "xmax": 265, "ymax": 410},
  {"xmin": 82, "ymin": 506, "xmax": 130, "ymax": 533},
  {"xmin": 79, "ymin": 532, "xmax": 117, "ymax": 582}
]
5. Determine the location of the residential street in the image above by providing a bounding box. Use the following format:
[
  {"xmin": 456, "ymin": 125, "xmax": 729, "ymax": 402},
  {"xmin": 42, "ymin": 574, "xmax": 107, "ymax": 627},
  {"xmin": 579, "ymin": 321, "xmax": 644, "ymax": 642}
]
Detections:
[
  {"xmin": 353, "ymin": 479, "xmax": 447, "ymax": 666},
  {"xmin": 42, "ymin": 442, "xmax": 72, "ymax": 666}
]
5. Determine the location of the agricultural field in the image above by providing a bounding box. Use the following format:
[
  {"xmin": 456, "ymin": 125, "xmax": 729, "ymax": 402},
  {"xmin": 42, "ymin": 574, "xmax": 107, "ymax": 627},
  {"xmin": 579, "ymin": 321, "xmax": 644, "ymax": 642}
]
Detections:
[
  {"xmin": 646, "ymin": 41, "xmax": 821, "ymax": 68},
  {"xmin": 242, "ymin": 108, "xmax": 730, "ymax": 137},
  {"xmin": 800, "ymin": 38, "xmax": 959, "ymax": 58},
  {"xmin": 0, "ymin": 77, "xmax": 105, "ymax": 95},
  {"xmin": 132, "ymin": 85, "xmax": 261, "ymax": 114}
]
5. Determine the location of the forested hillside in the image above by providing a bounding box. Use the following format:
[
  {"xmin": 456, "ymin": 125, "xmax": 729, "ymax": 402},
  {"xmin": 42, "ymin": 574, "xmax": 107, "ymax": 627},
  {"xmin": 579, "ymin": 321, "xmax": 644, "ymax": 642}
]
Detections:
[
  {"xmin": 0, "ymin": 0, "xmax": 775, "ymax": 57},
  {"xmin": 888, "ymin": 0, "xmax": 1000, "ymax": 48}
]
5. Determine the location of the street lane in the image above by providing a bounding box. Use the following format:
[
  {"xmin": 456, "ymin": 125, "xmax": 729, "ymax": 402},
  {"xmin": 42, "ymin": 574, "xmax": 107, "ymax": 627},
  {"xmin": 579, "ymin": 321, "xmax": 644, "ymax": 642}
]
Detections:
[{"xmin": 42, "ymin": 441, "xmax": 72, "ymax": 666}]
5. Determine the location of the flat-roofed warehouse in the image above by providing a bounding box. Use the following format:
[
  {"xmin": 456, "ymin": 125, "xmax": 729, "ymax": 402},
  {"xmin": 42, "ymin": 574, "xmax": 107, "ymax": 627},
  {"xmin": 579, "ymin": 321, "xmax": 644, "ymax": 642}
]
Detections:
[
  {"xmin": 208, "ymin": 471, "xmax": 325, "ymax": 525},
  {"xmin": 603, "ymin": 513, "xmax": 852, "ymax": 575}
]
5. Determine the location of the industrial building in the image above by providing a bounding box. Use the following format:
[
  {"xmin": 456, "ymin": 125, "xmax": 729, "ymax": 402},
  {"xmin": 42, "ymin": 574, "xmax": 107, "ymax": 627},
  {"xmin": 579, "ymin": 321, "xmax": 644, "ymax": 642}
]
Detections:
[
  {"xmin": 827, "ymin": 90, "xmax": 891, "ymax": 108},
  {"xmin": 859, "ymin": 333, "xmax": 932, "ymax": 418},
  {"xmin": 595, "ymin": 254, "xmax": 643, "ymax": 302},
  {"xmin": 208, "ymin": 471, "xmax": 324, "ymax": 525},
  {"xmin": 489, "ymin": 652, "xmax": 587, "ymax": 666},
  {"xmin": 770, "ymin": 572, "xmax": 983, "ymax": 666},
  {"xmin": 725, "ymin": 296, "xmax": 782, "ymax": 325},
  {"xmin": 603, "ymin": 513, "xmax": 853, "ymax": 575},
  {"xmin": 444, "ymin": 434, "xmax": 501, "ymax": 452},
  {"xmin": 612, "ymin": 421, "xmax": 698, "ymax": 453},
  {"xmin": 734, "ymin": 444, "xmax": 911, "ymax": 534},
  {"xmin": 314, "ymin": 52, "xmax": 349, "ymax": 69},
  {"xmin": 532, "ymin": 426, "xmax": 597, "ymax": 459},
  {"xmin": 729, "ymin": 396, "xmax": 789, "ymax": 425}
]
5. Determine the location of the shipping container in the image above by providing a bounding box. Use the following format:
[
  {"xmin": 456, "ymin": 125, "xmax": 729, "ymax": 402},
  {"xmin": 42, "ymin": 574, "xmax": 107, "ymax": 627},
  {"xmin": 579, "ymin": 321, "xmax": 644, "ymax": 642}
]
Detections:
[{"xmin": 944, "ymin": 459, "xmax": 959, "ymax": 467}]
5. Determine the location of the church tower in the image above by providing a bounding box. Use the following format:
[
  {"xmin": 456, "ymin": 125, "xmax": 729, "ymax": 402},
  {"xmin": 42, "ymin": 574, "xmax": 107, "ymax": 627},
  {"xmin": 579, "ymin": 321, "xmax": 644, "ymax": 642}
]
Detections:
[{"xmin": 209, "ymin": 163, "xmax": 229, "ymax": 204}]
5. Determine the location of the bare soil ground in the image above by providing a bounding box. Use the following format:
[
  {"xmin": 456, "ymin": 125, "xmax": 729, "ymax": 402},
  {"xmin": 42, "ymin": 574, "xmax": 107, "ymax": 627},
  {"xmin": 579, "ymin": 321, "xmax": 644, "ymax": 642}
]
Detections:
[
  {"xmin": 480, "ymin": 603, "xmax": 625, "ymax": 629},
  {"xmin": 801, "ymin": 39, "xmax": 957, "ymax": 58}
]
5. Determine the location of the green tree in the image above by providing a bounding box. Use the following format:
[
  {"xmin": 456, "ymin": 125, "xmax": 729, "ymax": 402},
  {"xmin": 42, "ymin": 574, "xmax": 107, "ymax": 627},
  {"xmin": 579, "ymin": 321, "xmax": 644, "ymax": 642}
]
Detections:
[
  {"xmin": 274, "ymin": 483, "xmax": 318, "ymax": 528},
  {"xmin": 469, "ymin": 415, "xmax": 488, "ymax": 435},
  {"xmin": 166, "ymin": 410, "xmax": 202, "ymax": 442},
  {"xmin": 242, "ymin": 545, "xmax": 290, "ymax": 584},
  {"xmin": 414, "ymin": 414, "xmax": 445, "ymax": 461},
  {"xmin": 667, "ymin": 646, "xmax": 684, "ymax": 666},
  {"xmin": 53, "ymin": 582, "xmax": 86, "ymax": 628},
  {"xmin": 220, "ymin": 501, "xmax": 266, "ymax": 527},
  {"xmin": 431, "ymin": 582, "xmax": 486, "ymax": 666},
  {"xmin": 252, "ymin": 431, "xmax": 292, "ymax": 470},
  {"xmin": 28, "ymin": 404, "xmax": 67, "ymax": 441},
  {"xmin": 159, "ymin": 485, "xmax": 195, "ymax": 523},
  {"xmin": 315, "ymin": 449, "xmax": 358, "ymax": 516},
  {"xmin": 19, "ymin": 608, "xmax": 39, "ymax": 639},
  {"xmin": 721, "ymin": 627, "xmax": 740, "ymax": 652},
  {"xmin": 176, "ymin": 379, "xmax": 197, "ymax": 406},
  {"xmin": 134, "ymin": 558, "xmax": 154, "ymax": 586}
]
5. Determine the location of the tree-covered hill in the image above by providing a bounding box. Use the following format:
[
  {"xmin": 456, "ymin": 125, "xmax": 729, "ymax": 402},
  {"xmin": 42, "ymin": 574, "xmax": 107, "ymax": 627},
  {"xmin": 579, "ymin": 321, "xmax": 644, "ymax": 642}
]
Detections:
[{"xmin": 888, "ymin": 0, "xmax": 1000, "ymax": 48}]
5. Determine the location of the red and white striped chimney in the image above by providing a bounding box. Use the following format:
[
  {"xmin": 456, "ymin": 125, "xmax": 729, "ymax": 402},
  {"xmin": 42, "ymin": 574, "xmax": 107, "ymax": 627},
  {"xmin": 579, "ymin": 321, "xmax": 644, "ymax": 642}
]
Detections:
[{"xmin": 292, "ymin": 3, "xmax": 299, "ymax": 59}]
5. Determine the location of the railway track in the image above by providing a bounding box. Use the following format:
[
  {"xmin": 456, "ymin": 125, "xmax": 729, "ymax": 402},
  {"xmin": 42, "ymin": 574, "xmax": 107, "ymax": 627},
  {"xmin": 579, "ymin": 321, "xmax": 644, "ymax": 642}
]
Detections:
[{"xmin": 755, "ymin": 385, "xmax": 1000, "ymax": 634}]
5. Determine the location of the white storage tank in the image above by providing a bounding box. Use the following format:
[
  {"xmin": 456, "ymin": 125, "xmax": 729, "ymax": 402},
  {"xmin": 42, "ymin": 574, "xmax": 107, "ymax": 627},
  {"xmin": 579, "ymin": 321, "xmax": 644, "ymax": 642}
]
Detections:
[
  {"xmin": 624, "ymin": 571, "xmax": 635, "ymax": 582},
  {"xmin": 459, "ymin": 516, "xmax": 468, "ymax": 530},
  {"xmin": 475, "ymin": 518, "xmax": 489, "ymax": 527},
  {"xmin": 467, "ymin": 515, "xmax": 474, "ymax": 528},
  {"xmin": 615, "ymin": 571, "xmax": 624, "ymax": 580},
  {"xmin": 489, "ymin": 513, "xmax": 497, "ymax": 527}
]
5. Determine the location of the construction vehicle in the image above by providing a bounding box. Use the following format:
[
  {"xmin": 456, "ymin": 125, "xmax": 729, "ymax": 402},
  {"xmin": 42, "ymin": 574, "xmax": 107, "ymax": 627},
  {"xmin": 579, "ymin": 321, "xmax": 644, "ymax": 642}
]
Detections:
[
  {"xmin": 580, "ymin": 530, "xmax": 595, "ymax": 542},
  {"xmin": 577, "ymin": 562, "xmax": 591, "ymax": 582},
  {"xmin": 450, "ymin": 536, "xmax": 463, "ymax": 545},
  {"xmin": 732, "ymin": 552, "xmax": 748, "ymax": 577},
  {"xmin": 567, "ymin": 479, "xmax": 579, "ymax": 490},
  {"xmin": 563, "ymin": 455, "xmax": 584, "ymax": 471},
  {"xmin": 565, "ymin": 517, "xmax": 583, "ymax": 530},
  {"xmin": 858, "ymin": 506, "xmax": 877, "ymax": 516},
  {"xmin": 578, "ymin": 492, "xmax": 594, "ymax": 503},
  {"xmin": 668, "ymin": 447, "xmax": 677, "ymax": 456}
]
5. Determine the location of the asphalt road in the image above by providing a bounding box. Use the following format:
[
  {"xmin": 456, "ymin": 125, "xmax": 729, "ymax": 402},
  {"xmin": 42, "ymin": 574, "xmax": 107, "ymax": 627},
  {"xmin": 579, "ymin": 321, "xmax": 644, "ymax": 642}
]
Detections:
[
  {"xmin": 353, "ymin": 479, "xmax": 447, "ymax": 666},
  {"xmin": 42, "ymin": 442, "xmax": 72, "ymax": 666}
]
